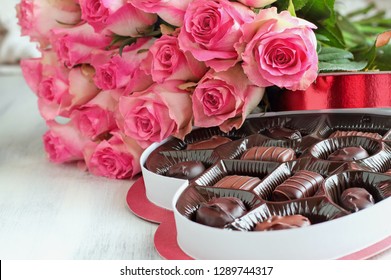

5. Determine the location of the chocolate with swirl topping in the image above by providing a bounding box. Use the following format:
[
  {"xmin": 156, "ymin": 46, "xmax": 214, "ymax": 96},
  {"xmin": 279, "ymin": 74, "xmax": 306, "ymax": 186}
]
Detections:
[
  {"xmin": 272, "ymin": 170, "xmax": 324, "ymax": 201},
  {"xmin": 340, "ymin": 187, "xmax": 375, "ymax": 212},
  {"xmin": 264, "ymin": 127, "xmax": 302, "ymax": 140},
  {"xmin": 240, "ymin": 146, "xmax": 296, "ymax": 162},
  {"xmin": 327, "ymin": 146, "xmax": 369, "ymax": 161},
  {"xmin": 254, "ymin": 215, "xmax": 311, "ymax": 231},
  {"xmin": 195, "ymin": 197, "xmax": 247, "ymax": 228}
]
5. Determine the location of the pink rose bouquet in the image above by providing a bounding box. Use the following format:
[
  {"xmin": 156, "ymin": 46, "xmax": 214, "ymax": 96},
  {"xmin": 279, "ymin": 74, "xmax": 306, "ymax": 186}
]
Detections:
[{"xmin": 18, "ymin": 0, "xmax": 389, "ymax": 179}]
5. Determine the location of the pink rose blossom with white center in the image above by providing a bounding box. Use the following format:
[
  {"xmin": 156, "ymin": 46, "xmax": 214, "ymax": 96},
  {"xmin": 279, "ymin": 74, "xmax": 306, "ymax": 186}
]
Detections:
[
  {"xmin": 193, "ymin": 64, "xmax": 264, "ymax": 132},
  {"xmin": 143, "ymin": 34, "xmax": 207, "ymax": 83},
  {"xmin": 92, "ymin": 37, "xmax": 155, "ymax": 90},
  {"xmin": 241, "ymin": 7, "xmax": 318, "ymax": 91},
  {"xmin": 83, "ymin": 132, "xmax": 144, "ymax": 179},
  {"xmin": 116, "ymin": 81, "xmax": 193, "ymax": 148},
  {"xmin": 51, "ymin": 23, "xmax": 112, "ymax": 68},
  {"xmin": 178, "ymin": 0, "xmax": 254, "ymax": 71},
  {"xmin": 16, "ymin": 0, "xmax": 81, "ymax": 47},
  {"xmin": 79, "ymin": 0, "xmax": 157, "ymax": 36},
  {"xmin": 236, "ymin": 0, "xmax": 276, "ymax": 8},
  {"xmin": 71, "ymin": 90, "xmax": 118, "ymax": 140},
  {"xmin": 43, "ymin": 120, "xmax": 89, "ymax": 163},
  {"xmin": 128, "ymin": 0, "xmax": 193, "ymax": 27}
]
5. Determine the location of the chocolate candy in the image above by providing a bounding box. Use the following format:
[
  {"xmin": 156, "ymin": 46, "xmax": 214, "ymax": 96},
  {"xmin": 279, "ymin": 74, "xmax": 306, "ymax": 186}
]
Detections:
[
  {"xmin": 195, "ymin": 197, "xmax": 247, "ymax": 228},
  {"xmin": 187, "ymin": 136, "xmax": 232, "ymax": 150},
  {"xmin": 166, "ymin": 161, "xmax": 205, "ymax": 180},
  {"xmin": 329, "ymin": 130, "xmax": 382, "ymax": 140},
  {"xmin": 340, "ymin": 187, "xmax": 375, "ymax": 212},
  {"xmin": 385, "ymin": 169, "xmax": 391, "ymax": 175},
  {"xmin": 240, "ymin": 146, "xmax": 296, "ymax": 162},
  {"xmin": 214, "ymin": 175, "xmax": 261, "ymax": 191},
  {"xmin": 264, "ymin": 127, "xmax": 302, "ymax": 140},
  {"xmin": 327, "ymin": 146, "xmax": 369, "ymax": 161},
  {"xmin": 254, "ymin": 215, "xmax": 311, "ymax": 231},
  {"xmin": 272, "ymin": 170, "xmax": 324, "ymax": 201}
]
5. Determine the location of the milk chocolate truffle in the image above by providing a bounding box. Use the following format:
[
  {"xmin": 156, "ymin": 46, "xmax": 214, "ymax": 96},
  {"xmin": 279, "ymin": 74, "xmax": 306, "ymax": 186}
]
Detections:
[
  {"xmin": 340, "ymin": 187, "xmax": 375, "ymax": 212},
  {"xmin": 240, "ymin": 146, "xmax": 296, "ymax": 162},
  {"xmin": 329, "ymin": 130, "xmax": 382, "ymax": 140},
  {"xmin": 254, "ymin": 215, "xmax": 311, "ymax": 231},
  {"xmin": 264, "ymin": 127, "xmax": 302, "ymax": 140},
  {"xmin": 195, "ymin": 197, "xmax": 247, "ymax": 228},
  {"xmin": 272, "ymin": 170, "xmax": 324, "ymax": 201},
  {"xmin": 214, "ymin": 175, "xmax": 261, "ymax": 191},
  {"xmin": 166, "ymin": 161, "xmax": 205, "ymax": 180},
  {"xmin": 327, "ymin": 146, "xmax": 369, "ymax": 161},
  {"xmin": 187, "ymin": 136, "xmax": 232, "ymax": 150}
]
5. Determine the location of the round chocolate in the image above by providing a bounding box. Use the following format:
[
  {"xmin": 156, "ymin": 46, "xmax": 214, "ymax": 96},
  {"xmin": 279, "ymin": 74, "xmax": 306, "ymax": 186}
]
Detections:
[
  {"xmin": 195, "ymin": 197, "xmax": 247, "ymax": 228},
  {"xmin": 327, "ymin": 146, "xmax": 369, "ymax": 161},
  {"xmin": 272, "ymin": 170, "xmax": 324, "ymax": 201},
  {"xmin": 240, "ymin": 146, "xmax": 296, "ymax": 162},
  {"xmin": 264, "ymin": 127, "xmax": 302, "ymax": 140},
  {"xmin": 340, "ymin": 187, "xmax": 375, "ymax": 212},
  {"xmin": 187, "ymin": 136, "xmax": 232, "ymax": 150},
  {"xmin": 254, "ymin": 215, "xmax": 311, "ymax": 231},
  {"xmin": 329, "ymin": 130, "xmax": 382, "ymax": 140},
  {"xmin": 165, "ymin": 161, "xmax": 205, "ymax": 180},
  {"xmin": 214, "ymin": 175, "xmax": 261, "ymax": 191}
]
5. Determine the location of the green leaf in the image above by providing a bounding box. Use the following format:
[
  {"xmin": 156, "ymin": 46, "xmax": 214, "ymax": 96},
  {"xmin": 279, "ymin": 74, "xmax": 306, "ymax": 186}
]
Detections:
[
  {"xmin": 319, "ymin": 60, "xmax": 367, "ymax": 72},
  {"xmin": 373, "ymin": 44, "xmax": 391, "ymax": 70},
  {"xmin": 273, "ymin": 0, "xmax": 308, "ymax": 12},
  {"xmin": 316, "ymin": 33, "xmax": 330, "ymax": 43},
  {"xmin": 316, "ymin": 22, "xmax": 346, "ymax": 48},
  {"xmin": 298, "ymin": 0, "xmax": 336, "ymax": 23},
  {"xmin": 288, "ymin": 0, "xmax": 296, "ymax": 17},
  {"xmin": 318, "ymin": 47, "xmax": 353, "ymax": 61}
]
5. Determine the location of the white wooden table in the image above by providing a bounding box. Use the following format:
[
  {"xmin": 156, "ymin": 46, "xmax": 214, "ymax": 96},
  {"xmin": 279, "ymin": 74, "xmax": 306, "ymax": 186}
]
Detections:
[
  {"xmin": 0, "ymin": 71, "xmax": 390, "ymax": 260},
  {"xmin": 0, "ymin": 72, "xmax": 160, "ymax": 259}
]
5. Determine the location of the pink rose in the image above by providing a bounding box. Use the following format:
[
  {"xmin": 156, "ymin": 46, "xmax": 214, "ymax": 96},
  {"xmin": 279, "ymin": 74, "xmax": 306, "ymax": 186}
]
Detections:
[
  {"xmin": 128, "ymin": 0, "xmax": 193, "ymax": 27},
  {"xmin": 236, "ymin": 0, "xmax": 276, "ymax": 8},
  {"xmin": 23, "ymin": 57, "xmax": 100, "ymax": 120},
  {"xmin": 16, "ymin": 0, "xmax": 81, "ymax": 47},
  {"xmin": 83, "ymin": 132, "xmax": 144, "ymax": 179},
  {"xmin": 79, "ymin": 0, "xmax": 157, "ymax": 36},
  {"xmin": 91, "ymin": 37, "xmax": 155, "ymax": 91},
  {"xmin": 21, "ymin": 57, "xmax": 43, "ymax": 94},
  {"xmin": 43, "ymin": 120, "xmax": 89, "ymax": 163},
  {"xmin": 71, "ymin": 90, "xmax": 118, "ymax": 140},
  {"xmin": 117, "ymin": 81, "xmax": 193, "ymax": 148},
  {"xmin": 51, "ymin": 23, "xmax": 112, "ymax": 68},
  {"xmin": 178, "ymin": 0, "xmax": 254, "ymax": 71},
  {"xmin": 193, "ymin": 64, "xmax": 264, "ymax": 132},
  {"xmin": 241, "ymin": 7, "xmax": 318, "ymax": 91},
  {"xmin": 143, "ymin": 34, "xmax": 207, "ymax": 83}
]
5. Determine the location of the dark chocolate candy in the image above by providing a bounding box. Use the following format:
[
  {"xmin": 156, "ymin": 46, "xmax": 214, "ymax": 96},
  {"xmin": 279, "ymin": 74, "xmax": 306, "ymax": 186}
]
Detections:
[
  {"xmin": 329, "ymin": 130, "xmax": 382, "ymax": 140},
  {"xmin": 327, "ymin": 146, "xmax": 369, "ymax": 161},
  {"xmin": 264, "ymin": 127, "xmax": 302, "ymax": 140},
  {"xmin": 340, "ymin": 187, "xmax": 375, "ymax": 212},
  {"xmin": 272, "ymin": 170, "xmax": 324, "ymax": 201},
  {"xmin": 240, "ymin": 146, "xmax": 296, "ymax": 162},
  {"xmin": 195, "ymin": 197, "xmax": 247, "ymax": 228},
  {"xmin": 187, "ymin": 136, "xmax": 232, "ymax": 150},
  {"xmin": 214, "ymin": 175, "xmax": 261, "ymax": 191},
  {"xmin": 254, "ymin": 215, "xmax": 311, "ymax": 231},
  {"xmin": 166, "ymin": 161, "xmax": 205, "ymax": 180}
]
